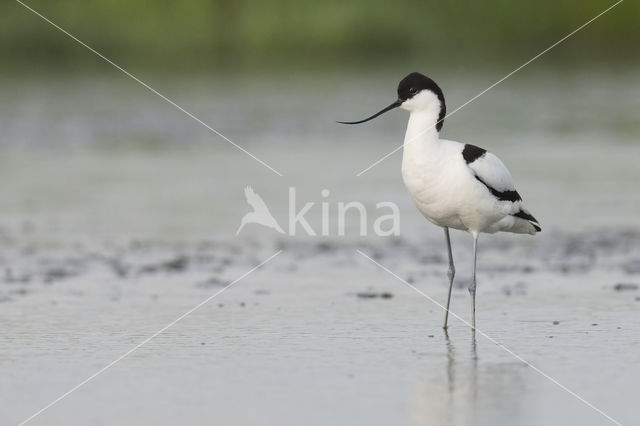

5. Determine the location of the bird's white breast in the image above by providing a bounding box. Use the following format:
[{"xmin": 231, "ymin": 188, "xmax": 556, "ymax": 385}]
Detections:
[{"xmin": 400, "ymin": 114, "xmax": 512, "ymax": 233}]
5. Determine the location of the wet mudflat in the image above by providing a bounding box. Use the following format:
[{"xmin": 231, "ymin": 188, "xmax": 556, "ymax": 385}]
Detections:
[{"xmin": 1, "ymin": 231, "xmax": 638, "ymax": 425}]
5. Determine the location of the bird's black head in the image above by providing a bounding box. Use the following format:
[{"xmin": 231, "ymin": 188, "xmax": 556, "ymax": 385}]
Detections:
[
  {"xmin": 338, "ymin": 72, "xmax": 446, "ymax": 131},
  {"xmin": 397, "ymin": 72, "xmax": 446, "ymax": 131},
  {"xmin": 397, "ymin": 73, "xmax": 444, "ymax": 103}
]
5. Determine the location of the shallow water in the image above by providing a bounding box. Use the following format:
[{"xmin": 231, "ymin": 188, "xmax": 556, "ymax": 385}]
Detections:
[
  {"xmin": 1, "ymin": 69, "xmax": 639, "ymax": 425},
  {"xmin": 1, "ymin": 235, "xmax": 639, "ymax": 425}
]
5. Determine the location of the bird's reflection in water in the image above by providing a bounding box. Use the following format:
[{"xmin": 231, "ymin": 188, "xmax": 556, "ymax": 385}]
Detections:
[
  {"xmin": 471, "ymin": 329, "xmax": 478, "ymax": 361},
  {"xmin": 411, "ymin": 329, "xmax": 527, "ymax": 426},
  {"xmin": 470, "ymin": 329, "xmax": 478, "ymax": 402},
  {"xmin": 470, "ymin": 329, "xmax": 479, "ymax": 412},
  {"xmin": 411, "ymin": 329, "xmax": 479, "ymax": 426},
  {"xmin": 444, "ymin": 329, "xmax": 456, "ymax": 395},
  {"xmin": 443, "ymin": 328, "xmax": 478, "ymax": 398}
]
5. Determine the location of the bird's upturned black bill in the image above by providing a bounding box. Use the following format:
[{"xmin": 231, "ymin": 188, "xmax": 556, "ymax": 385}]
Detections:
[{"xmin": 337, "ymin": 100, "xmax": 401, "ymax": 124}]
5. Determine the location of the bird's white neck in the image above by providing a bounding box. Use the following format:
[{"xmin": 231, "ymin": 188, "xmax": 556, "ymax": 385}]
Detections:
[
  {"xmin": 401, "ymin": 107, "xmax": 442, "ymax": 199},
  {"xmin": 403, "ymin": 107, "xmax": 441, "ymax": 152}
]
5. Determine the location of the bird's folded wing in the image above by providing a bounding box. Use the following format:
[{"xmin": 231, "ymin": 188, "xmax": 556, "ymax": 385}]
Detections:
[{"xmin": 467, "ymin": 152, "xmax": 517, "ymax": 193}]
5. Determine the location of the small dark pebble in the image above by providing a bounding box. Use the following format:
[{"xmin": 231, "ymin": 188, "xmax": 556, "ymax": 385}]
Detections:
[
  {"xmin": 613, "ymin": 283, "xmax": 638, "ymax": 291},
  {"xmin": 44, "ymin": 268, "xmax": 73, "ymax": 283},
  {"xmin": 140, "ymin": 256, "xmax": 188, "ymax": 274},
  {"xmin": 553, "ymin": 321, "xmax": 560, "ymax": 325},
  {"xmin": 218, "ymin": 303, "xmax": 224, "ymax": 308},
  {"xmin": 592, "ymin": 323, "xmax": 598, "ymax": 326},
  {"xmin": 315, "ymin": 242, "xmax": 335, "ymax": 252},
  {"xmin": 548, "ymin": 336, "xmax": 554, "ymax": 338},
  {"xmin": 635, "ymin": 297, "xmax": 640, "ymax": 301},
  {"xmin": 201, "ymin": 342, "xmax": 206, "ymax": 345},
  {"xmin": 240, "ymin": 302, "xmax": 246, "ymax": 307},
  {"xmin": 428, "ymin": 335, "xmax": 434, "ymax": 338},
  {"xmin": 356, "ymin": 292, "xmax": 394, "ymax": 299},
  {"xmin": 164, "ymin": 256, "xmax": 188, "ymax": 271}
]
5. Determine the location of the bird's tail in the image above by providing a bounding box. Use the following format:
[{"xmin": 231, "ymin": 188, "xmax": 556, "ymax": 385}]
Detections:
[{"xmin": 512, "ymin": 209, "xmax": 541, "ymax": 233}]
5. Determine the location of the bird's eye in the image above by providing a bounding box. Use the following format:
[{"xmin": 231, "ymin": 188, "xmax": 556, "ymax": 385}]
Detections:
[{"xmin": 409, "ymin": 87, "xmax": 418, "ymax": 94}]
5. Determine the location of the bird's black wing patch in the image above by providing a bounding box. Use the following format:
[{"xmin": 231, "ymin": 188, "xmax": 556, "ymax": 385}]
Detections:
[
  {"xmin": 474, "ymin": 176, "xmax": 522, "ymax": 202},
  {"xmin": 462, "ymin": 144, "xmax": 487, "ymax": 164}
]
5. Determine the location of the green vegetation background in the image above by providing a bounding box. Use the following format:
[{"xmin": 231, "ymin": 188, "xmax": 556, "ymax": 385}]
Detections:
[{"xmin": 1, "ymin": 0, "xmax": 636, "ymax": 70}]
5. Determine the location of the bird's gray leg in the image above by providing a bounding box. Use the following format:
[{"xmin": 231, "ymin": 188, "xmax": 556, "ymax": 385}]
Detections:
[
  {"xmin": 469, "ymin": 234, "xmax": 479, "ymax": 330},
  {"xmin": 443, "ymin": 227, "xmax": 455, "ymax": 329}
]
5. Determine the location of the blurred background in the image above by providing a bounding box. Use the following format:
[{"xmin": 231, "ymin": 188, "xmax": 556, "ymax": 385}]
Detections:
[
  {"xmin": 0, "ymin": 0, "xmax": 638, "ymax": 241},
  {"xmin": 2, "ymin": 0, "xmax": 638, "ymax": 70}
]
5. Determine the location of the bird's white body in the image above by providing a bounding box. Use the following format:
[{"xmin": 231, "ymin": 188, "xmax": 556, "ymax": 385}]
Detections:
[
  {"xmin": 400, "ymin": 91, "xmax": 539, "ymax": 237},
  {"xmin": 339, "ymin": 71, "xmax": 540, "ymax": 329}
]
